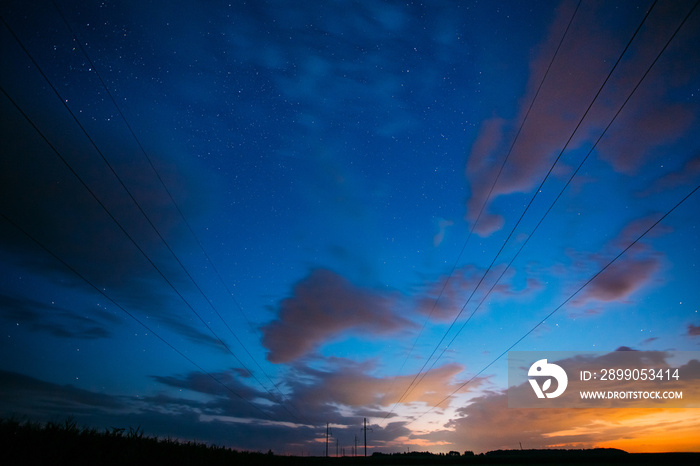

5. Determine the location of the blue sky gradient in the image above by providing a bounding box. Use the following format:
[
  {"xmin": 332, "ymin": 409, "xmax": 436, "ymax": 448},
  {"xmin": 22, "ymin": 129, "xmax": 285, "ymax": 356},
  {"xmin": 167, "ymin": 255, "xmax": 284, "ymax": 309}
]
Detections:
[{"xmin": 2, "ymin": 0, "xmax": 700, "ymax": 455}]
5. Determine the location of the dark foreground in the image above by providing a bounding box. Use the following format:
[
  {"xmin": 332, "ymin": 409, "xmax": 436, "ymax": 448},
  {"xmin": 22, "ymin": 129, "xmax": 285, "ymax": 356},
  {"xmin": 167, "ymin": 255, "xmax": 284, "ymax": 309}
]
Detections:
[{"xmin": 1, "ymin": 419, "xmax": 698, "ymax": 466}]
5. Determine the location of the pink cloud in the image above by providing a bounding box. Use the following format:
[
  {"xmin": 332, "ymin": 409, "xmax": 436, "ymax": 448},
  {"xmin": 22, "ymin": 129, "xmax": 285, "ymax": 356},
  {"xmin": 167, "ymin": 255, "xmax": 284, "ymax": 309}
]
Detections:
[
  {"xmin": 579, "ymin": 255, "xmax": 659, "ymax": 303},
  {"xmin": 612, "ymin": 214, "xmax": 673, "ymax": 250},
  {"xmin": 687, "ymin": 324, "xmax": 700, "ymax": 337},
  {"xmin": 465, "ymin": 1, "xmax": 615, "ymax": 236},
  {"xmin": 492, "ymin": 277, "xmax": 544, "ymax": 297},
  {"xmin": 261, "ymin": 269, "xmax": 413, "ymax": 363},
  {"xmin": 596, "ymin": 97, "xmax": 694, "ymax": 174},
  {"xmin": 464, "ymin": 0, "xmax": 699, "ymax": 237},
  {"xmin": 595, "ymin": 0, "xmax": 698, "ymax": 174},
  {"xmin": 464, "ymin": 118, "xmax": 508, "ymax": 237},
  {"xmin": 570, "ymin": 214, "xmax": 670, "ymax": 308}
]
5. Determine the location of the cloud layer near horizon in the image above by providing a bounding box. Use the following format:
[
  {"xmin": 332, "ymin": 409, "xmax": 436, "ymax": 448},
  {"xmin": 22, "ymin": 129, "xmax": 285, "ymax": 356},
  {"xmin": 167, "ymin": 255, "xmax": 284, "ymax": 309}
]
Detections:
[
  {"xmin": 0, "ymin": 357, "xmax": 473, "ymax": 452},
  {"xmin": 423, "ymin": 351, "xmax": 700, "ymax": 453},
  {"xmin": 4, "ymin": 350, "xmax": 698, "ymax": 454}
]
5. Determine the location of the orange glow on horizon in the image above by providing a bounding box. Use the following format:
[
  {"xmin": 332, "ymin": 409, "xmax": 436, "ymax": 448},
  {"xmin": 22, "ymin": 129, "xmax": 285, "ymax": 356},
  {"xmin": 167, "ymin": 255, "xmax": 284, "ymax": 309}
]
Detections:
[{"xmin": 540, "ymin": 409, "xmax": 700, "ymax": 453}]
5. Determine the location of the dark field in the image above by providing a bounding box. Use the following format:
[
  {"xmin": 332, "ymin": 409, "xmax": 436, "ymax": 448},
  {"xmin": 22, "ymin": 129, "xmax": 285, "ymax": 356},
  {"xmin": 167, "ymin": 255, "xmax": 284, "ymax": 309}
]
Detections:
[{"xmin": 1, "ymin": 419, "xmax": 698, "ymax": 466}]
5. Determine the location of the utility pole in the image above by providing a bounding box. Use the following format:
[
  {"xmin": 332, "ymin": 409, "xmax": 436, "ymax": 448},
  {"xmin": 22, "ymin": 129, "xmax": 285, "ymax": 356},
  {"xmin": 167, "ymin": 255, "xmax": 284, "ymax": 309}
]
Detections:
[
  {"xmin": 336, "ymin": 437, "xmax": 338, "ymax": 457},
  {"xmin": 362, "ymin": 418, "xmax": 374, "ymax": 457},
  {"xmin": 354, "ymin": 434, "xmax": 358, "ymax": 457},
  {"xmin": 363, "ymin": 418, "xmax": 368, "ymax": 457},
  {"xmin": 326, "ymin": 423, "xmax": 330, "ymax": 457}
]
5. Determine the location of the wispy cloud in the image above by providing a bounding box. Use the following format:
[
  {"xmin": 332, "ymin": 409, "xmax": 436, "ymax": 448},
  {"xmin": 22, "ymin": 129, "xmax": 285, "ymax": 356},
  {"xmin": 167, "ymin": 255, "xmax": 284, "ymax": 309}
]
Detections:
[
  {"xmin": 0, "ymin": 129, "xmax": 220, "ymax": 349},
  {"xmin": 433, "ymin": 218, "xmax": 454, "ymax": 247},
  {"xmin": 0, "ymin": 370, "xmax": 126, "ymax": 416},
  {"xmin": 0, "ymin": 369, "xmax": 318, "ymax": 453},
  {"xmin": 288, "ymin": 358, "xmax": 470, "ymax": 411},
  {"xmin": 640, "ymin": 154, "xmax": 700, "ymax": 197},
  {"xmin": 0, "ymin": 294, "xmax": 114, "ymax": 339},
  {"xmin": 413, "ymin": 264, "xmax": 543, "ymax": 322}
]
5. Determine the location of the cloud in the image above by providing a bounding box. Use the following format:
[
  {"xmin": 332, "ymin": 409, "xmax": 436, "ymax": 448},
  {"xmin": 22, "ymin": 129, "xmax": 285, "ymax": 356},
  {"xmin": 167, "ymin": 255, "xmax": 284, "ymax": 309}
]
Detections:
[
  {"xmin": 571, "ymin": 216, "xmax": 666, "ymax": 308},
  {"xmin": 413, "ymin": 265, "xmax": 543, "ymax": 322},
  {"xmin": 150, "ymin": 369, "xmax": 282, "ymax": 421},
  {"xmin": 0, "ymin": 370, "xmax": 126, "ymax": 417},
  {"xmin": 5, "ymin": 351, "xmax": 697, "ymax": 455},
  {"xmin": 464, "ymin": 117, "xmax": 508, "ymax": 237},
  {"xmin": 433, "ymin": 218, "xmax": 454, "ymax": 247},
  {"xmin": 129, "ymin": 0, "xmax": 476, "ymax": 149},
  {"xmin": 261, "ymin": 269, "xmax": 414, "ymax": 363},
  {"xmin": 640, "ymin": 153, "xmax": 700, "ymax": 197},
  {"xmin": 0, "ymin": 358, "xmax": 468, "ymax": 451},
  {"xmin": 463, "ymin": 0, "xmax": 700, "ymax": 237},
  {"xmin": 147, "ymin": 356, "xmax": 476, "ymax": 432},
  {"xmin": 152, "ymin": 370, "xmax": 263, "ymax": 402},
  {"xmin": 612, "ymin": 215, "xmax": 674, "ymax": 250},
  {"xmin": 0, "ymin": 118, "xmax": 220, "ymax": 349},
  {"xmin": 288, "ymin": 359, "xmax": 471, "ymax": 413},
  {"xmin": 439, "ymin": 352, "xmax": 700, "ymax": 453},
  {"xmin": 0, "ymin": 293, "xmax": 114, "ymax": 340},
  {"xmin": 594, "ymin": 0, "xmax": 699, "ymax": 175},
  {"xmin": 578, "ymin": 255, "xmax": 659, "ymax": 303},
  {"xmin": 0, "ymin": 369, "xmax": 320, "ymax": 453},
  {"xmin": 0, "ymin": 131, "xmax": 189, "ymax": 289},
  {"xmin": 413, "ymin": 266, "xmax": 482, "ymax": 322},
  {"xmin": 464, "ymin": 1, "xmax": 612, "ymax": 237},
  {"xmin": 597, "ymin": 93, "xmax": 695, "ymax": 175},
  {"xmin": 687, "ymin": 324, "xmax": 700, "ymax": 337}
]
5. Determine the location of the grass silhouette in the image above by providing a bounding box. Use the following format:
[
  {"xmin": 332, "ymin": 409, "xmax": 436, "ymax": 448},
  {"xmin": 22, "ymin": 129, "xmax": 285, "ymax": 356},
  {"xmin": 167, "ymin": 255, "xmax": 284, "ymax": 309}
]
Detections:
[
  {"xmin": 0, "ymin": 417, "xmax": 270, "ymax": 465},
  {"xmin": 2, "ymin": 417, "xmax": 699, "ymax": 465}
]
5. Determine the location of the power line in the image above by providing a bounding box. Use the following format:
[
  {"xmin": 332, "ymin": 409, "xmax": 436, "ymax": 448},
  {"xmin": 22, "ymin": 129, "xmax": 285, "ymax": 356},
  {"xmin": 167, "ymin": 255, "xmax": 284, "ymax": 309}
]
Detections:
[
  {"xmin": 380, "ymin": 0, "xmax": 584, "ymax": 424},
  {"xmin": 0, "ymin": 208, "xmax": 274, "ymax": 422},
  {"xmin": 418, "ymin": 0, "xmax": 698, "ymax": 385},
  {"xmin": 0, "ymin": 71, "xmax": 298, "ymax": 422},
  {"xmin": 49, "ymin": 0, "xmax": 255, "ymax": 330},
  {"xmin": 49, "ymin": 0, "xmax": 301, "ymax": 421},
  {"xmin": 390, "ymin": 0, "xmax": 663, "ymax": 405},
  {"xmin": 407, "ymin": 0, "xmax": 700, "ymax": 424},
  {"xmin": 1, "ymin": 13, "xmax": 305, "ymax": 424},
  {"xmin": 0, "ymin": 17, "xmax": 228, "ymax": 351},
  {"xmin": 410, "ymin": 180, "xmax": 700, "ymax": 424}
]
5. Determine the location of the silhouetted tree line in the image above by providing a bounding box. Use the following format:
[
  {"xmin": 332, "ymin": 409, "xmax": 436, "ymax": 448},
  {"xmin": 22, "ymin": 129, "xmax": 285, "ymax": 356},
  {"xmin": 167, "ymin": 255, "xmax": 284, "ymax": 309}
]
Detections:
[
  {"xmin": 2, "ymin": 418, "xmax": 699, "ymax": 465},
  {"xmin": 367, "ymin": 448, "xmax": 700, "ymax": 465}
]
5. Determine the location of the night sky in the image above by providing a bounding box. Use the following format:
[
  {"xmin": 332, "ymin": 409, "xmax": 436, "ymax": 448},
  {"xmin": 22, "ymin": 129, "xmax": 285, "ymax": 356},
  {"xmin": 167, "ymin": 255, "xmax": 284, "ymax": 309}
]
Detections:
[{"xmin": 2, "ymin": 0, "xmax": 700, "ymax": 455}]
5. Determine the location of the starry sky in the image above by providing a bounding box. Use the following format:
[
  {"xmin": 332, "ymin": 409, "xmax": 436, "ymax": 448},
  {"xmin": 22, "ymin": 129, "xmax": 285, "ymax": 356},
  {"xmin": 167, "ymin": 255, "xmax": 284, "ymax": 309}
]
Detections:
[{"xmin": 1, "ymin": 0, "xmax": 700, "ymax": 455}]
